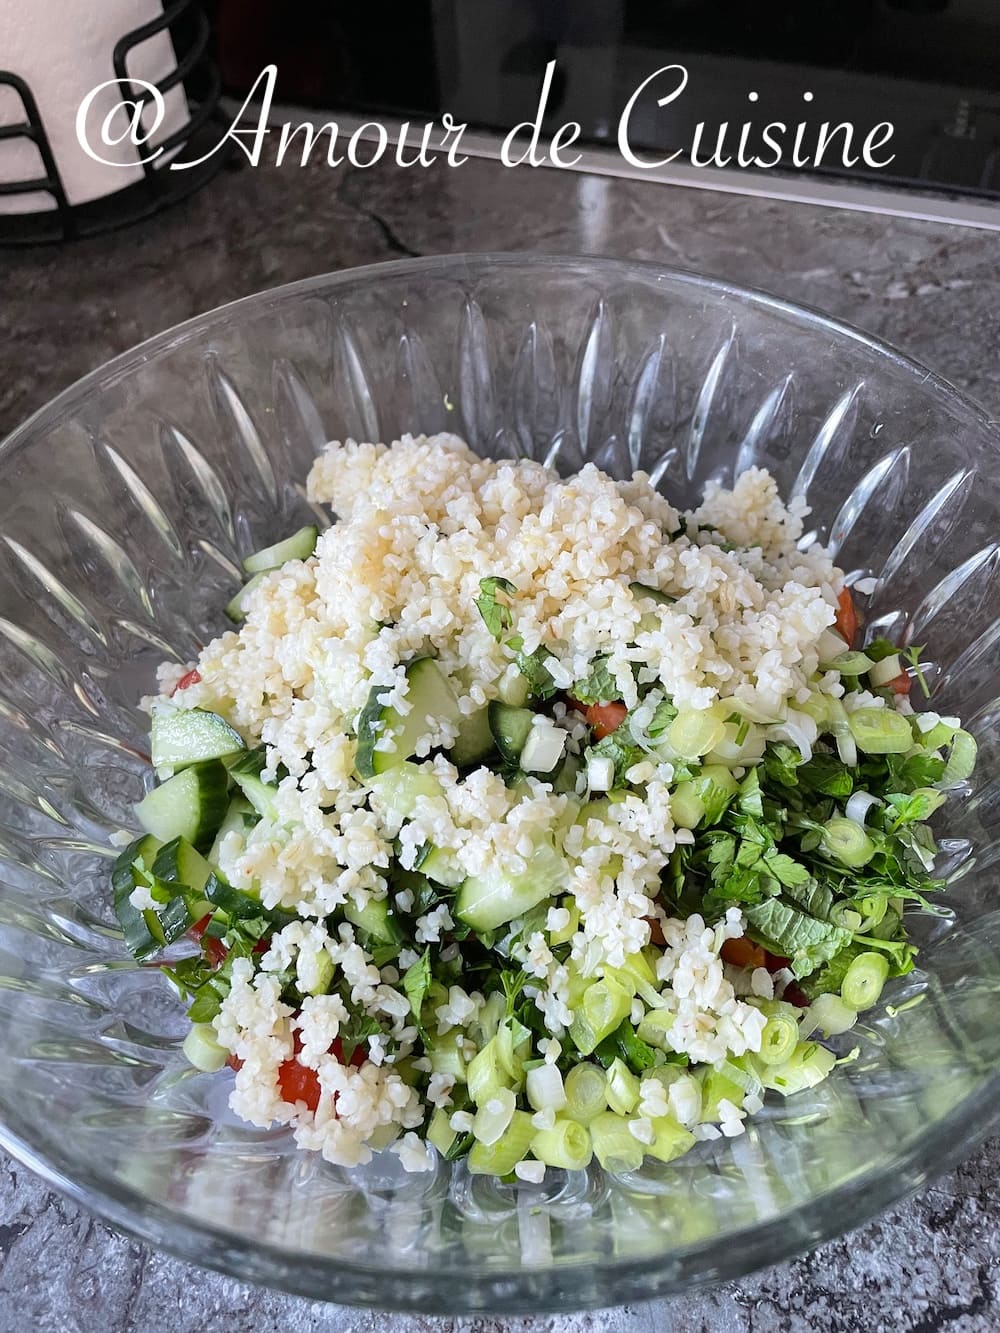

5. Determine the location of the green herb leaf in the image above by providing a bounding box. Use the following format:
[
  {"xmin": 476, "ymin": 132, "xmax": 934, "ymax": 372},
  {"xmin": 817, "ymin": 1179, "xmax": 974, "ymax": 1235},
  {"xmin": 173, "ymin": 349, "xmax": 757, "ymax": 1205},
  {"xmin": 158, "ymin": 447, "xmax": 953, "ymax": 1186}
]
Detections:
[
  {"xmin": 402, "ymin": 947, "xmax": 433, "ymax": 1025},
  {"xmin": 570, "ymin": 657, "xmax": 618, "ymax": 706},
  {"xmin": 744, "ymin": 898, "xmax": 852, "ymax": 978},
  {"xmin": 585, "ymin": 729, "xmax": 644, "ymax": 789},
  {"xmin": 508, "ymin": 639, "xmax": 558, "ymax": 699},
  {"xmin": 475, "ymin": 576, "xmax": 517, "ymax": 641},
  {"xmin": 340, "ymin": 1011, "xmax": 383, "ymax": 1063}
]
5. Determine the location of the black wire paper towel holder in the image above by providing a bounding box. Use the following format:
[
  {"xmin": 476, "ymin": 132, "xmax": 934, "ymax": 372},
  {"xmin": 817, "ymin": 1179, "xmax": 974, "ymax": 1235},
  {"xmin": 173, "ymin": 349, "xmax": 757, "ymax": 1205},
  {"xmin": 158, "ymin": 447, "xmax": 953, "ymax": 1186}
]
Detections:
[{"xmin": 0, "ymin": 0, "xmax": 231, "ymax": 246}]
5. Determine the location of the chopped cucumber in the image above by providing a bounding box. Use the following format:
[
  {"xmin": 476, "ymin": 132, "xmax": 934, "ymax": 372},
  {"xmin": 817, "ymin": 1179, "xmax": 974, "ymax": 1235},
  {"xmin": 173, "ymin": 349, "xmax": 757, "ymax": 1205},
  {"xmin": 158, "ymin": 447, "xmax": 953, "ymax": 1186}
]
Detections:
[
  {"xmin": 344, "ymin": 896, "xmax": 403, "ymax": 946},
  {"xmin": 456, "ymin": 839, "xmax": 566, "ymax": 931},
  {"xmin": 225, "ymin": 572, "xmax": 266, "ymax": 623},
  {"xmin": 366, "ymin": 761, "xmax": 443, "ymax": 820},
  {"xmin": 448, "ymin": 706, "xmax": 495, "ymax": 767},
  {"xmin": 356, "ymin": 658, "xmax": 463, "ymax": 779},
  {"xmin": 242, "ymin": 524, "xmax": 318, "ymax": 575},
  {"xmin": 151, "ymin": 706, "xmax": 245, "ymax": 770},
  {"xmin": 208, "ymin": 796, "xmax": 257, "ymax": 870},
  {"xmin": 419, "ymin": 844, "xmax": 464, "ymax": 887},
  {"xmin": 151, "ymin": 836, "xmax": 215, "ymax": 895},
  {"xmin": 228, "ymin": 747, "xmax": 281, "ymax": 821},
  {"xmin": 487, "ymin": 701, "xmax": 535, "ymax": 765},
  {"xmin": 111, "ymin": 834, "xmax": 165, "ymax": 960},
  {"xmin": 135, "ymin": 760, "xmax": 229, "ymax": 852}
]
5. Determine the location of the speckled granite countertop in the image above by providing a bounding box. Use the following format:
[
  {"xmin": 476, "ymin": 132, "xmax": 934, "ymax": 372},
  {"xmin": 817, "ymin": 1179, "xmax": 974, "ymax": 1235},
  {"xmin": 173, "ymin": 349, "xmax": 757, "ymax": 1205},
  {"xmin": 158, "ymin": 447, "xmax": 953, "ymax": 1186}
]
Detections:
[{"xmin": 2, "ymin": 152, "xmax": 999, "ymax": 1332}]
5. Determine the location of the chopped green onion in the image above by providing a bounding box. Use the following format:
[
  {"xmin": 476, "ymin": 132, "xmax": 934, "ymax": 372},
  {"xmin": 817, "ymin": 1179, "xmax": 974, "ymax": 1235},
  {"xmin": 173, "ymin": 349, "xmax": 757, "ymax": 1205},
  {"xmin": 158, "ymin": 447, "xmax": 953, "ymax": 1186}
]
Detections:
[
  {"xmin": 867, "ymin": 653, "xmax": 903, "ymax": 688},
  {"xmin": 847, "ymin": 707, "xmax": 913, "ymax": 754},
  {"xmin": 808, "ymin": 993, "xmax": 858, "ymax": 1037},
  {"xmin": 756, "ymin": 1012, "xmax": 799, "ymax": 1066},
  {"xmin": 466, "ymin": 1036, "xmax": 510, "ymax": 1104},
  {"xmin": 636, "ymin": 1007, "xmax": 676, "ymax": 1052},
  {"xmin": 531, "ymin": 1117, "xmax": 593, "ymax": 1170},
  {"xmin": 667, "ymin": 708, "xmax": 728, "ymax": 760},
  {"xmin": 841, "ymin": 951, "xmax": 890, "ymax": 1011},
  {"xmin": 525, "ymin": 1062, "xmax": 567, "ymax": 1113},
  {"xmin": 939, "ymin": 729, "xmax": 977, "ymax": 787},
  {"xmin": 467, "ymin": 1111, "xmax": 535, "ymax": 1175},
  {"xmin": 568, "ymin": 975, "xmax": 634, "ymax": 1055},
  {"xmin": 758, "ymin": 1041, "xmax": 836, "ymax": 1095},
  {"xmin": 563, "ymin": 1062, "xmax": 608, "ymax": 1124},
  {"xmin": 589, "ymin": 1111, "xmax": 645, "ymax": 1171},
  {"xmin": 828, "ymin": 651, "xmax": 876, "ymax": 675},
  {"xmin": 605, "ymin": 1058, "xmax": 641, "ymax": 1116},
  {"xmin": 472, "ymin": 1086, "xmax": 517, "ymax": 1145},
  {"xmin": 820, "ymin": 816, "xmax": 876, "ymax": 868},
  {"xmin": 646, "ymin": 1115, "xmax": 696, "ymax": 1164},
  {"xmin": 182, "ymin": 1022, "xmax": 228, "ymax": 1072},
  {"xmin": 426, "ymin": 1107, "xmax": 457, "ymax": 1156}
]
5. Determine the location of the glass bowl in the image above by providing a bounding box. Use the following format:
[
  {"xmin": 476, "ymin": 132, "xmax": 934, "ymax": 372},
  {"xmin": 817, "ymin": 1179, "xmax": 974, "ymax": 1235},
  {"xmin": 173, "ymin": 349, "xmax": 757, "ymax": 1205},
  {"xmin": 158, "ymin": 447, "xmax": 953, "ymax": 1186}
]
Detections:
[{"xmin": 0, "ymin": 255, "xmax": 997, "ymax": 1314}]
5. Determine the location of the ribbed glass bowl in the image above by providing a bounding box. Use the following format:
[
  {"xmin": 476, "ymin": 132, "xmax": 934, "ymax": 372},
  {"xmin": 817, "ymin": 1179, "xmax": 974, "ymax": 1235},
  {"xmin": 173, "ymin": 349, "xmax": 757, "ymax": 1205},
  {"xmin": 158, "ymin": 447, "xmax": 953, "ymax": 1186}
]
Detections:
[{"xmin": 0, "ymin": 255, "xmax": 997, "ymax": 1313}]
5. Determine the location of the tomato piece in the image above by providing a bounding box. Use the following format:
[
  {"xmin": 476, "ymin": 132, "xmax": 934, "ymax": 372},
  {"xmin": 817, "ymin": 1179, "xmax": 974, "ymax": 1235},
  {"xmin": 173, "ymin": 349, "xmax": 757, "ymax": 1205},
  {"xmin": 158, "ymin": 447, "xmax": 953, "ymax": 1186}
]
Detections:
[
  {"xmin": 762, "ymin": 952, "xmax": 810, "ymax": 1008},
  {"xmin": 586, "ymin": 700, "xmax": 628, "ymax": 740},
  {"xmin": 644, "ymin": 916, "xmax": 666, "ymax": 947},
  {"xmin": 721, "ymin": 936, "xmax": 767, "ymax": 970},
  {"xmin": 834, "ymin": 588, "xmax": 859, "ymax": 650},
  {"xmin": 887, "ymin": 671, "xmax": 912, "ymax": 696},
  {"xmin": 330, "ymin": 1036, "xmax": 367, "ymax": 1069},
  {"xmin": 171, "ymin": 667, "xmax": 202, "ymax": 696},
  {"xmin": 226, "ymin": 1052, "xmax": 243, "ymax": 1072},
  {"xmin": 188, "ymin": 913, "xmax": 212, "ymax": 942},
  {"xmin": 277, "ymin": 1058, "xmax": 322, "ymax": 1112},
  {"xmin": 204, "ymin": 935, "xmax": 228, "ymax": 969}
]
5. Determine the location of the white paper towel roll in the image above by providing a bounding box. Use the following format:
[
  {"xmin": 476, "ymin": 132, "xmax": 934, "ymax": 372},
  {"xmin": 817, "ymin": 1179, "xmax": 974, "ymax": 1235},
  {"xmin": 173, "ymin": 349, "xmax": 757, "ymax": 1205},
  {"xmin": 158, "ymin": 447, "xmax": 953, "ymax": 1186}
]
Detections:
[{"xmin": 0, "ymin": 0, "xmax": 190, "ymax": 213}]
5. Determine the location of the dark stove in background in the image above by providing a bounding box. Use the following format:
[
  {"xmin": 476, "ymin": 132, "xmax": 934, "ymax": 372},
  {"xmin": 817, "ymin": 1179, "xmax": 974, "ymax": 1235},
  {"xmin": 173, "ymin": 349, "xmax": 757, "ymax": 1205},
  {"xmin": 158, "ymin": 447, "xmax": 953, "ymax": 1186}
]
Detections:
[{"xmin": 210, "ymin": 0, "xmax": 1000, "ymax": 200}]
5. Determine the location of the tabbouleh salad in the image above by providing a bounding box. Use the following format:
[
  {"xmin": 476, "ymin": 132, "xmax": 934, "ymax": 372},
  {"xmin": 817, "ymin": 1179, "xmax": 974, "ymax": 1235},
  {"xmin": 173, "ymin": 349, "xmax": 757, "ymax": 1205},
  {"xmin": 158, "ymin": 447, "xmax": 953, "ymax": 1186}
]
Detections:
[{"xmin": 111, "ymin": 434, "xmax": 977, "ymax": 1180}]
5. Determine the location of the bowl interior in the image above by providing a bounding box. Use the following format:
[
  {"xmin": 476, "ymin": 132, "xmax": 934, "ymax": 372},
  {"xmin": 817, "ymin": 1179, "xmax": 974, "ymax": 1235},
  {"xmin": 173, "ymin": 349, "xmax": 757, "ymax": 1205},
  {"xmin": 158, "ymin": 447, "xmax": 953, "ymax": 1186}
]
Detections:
[{"xmin": 0, "ymin": 255, "xmax": 997, "ymax": 1312}]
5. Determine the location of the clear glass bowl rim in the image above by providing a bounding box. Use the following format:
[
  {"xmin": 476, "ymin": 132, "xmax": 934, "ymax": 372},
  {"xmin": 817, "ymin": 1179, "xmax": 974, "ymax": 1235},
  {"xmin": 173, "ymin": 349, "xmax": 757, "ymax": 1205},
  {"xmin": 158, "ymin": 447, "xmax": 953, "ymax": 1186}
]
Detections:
[{"xmin": 1, "ymin": 252, "xmax": 998, "ymax": 1313}]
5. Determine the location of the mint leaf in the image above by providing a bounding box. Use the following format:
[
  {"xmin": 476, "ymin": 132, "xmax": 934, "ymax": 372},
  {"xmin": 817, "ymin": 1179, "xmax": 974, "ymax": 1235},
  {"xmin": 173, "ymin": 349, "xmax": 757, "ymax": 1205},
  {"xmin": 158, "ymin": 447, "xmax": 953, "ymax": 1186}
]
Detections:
[
  {"xmin": 570, "ymin": 657, "xmax": 618, "ymax": 706},
  {"xmin": 402, "ymin": 947, "xmax": 433, "ymax": 1025},
  {"xmin": 475, "ymin": 576, "xmax": 517, "ymax": 640},
  {"xmin": 744, "ymin": 898, "xmax": 852, "ymax": 978},
  {"xmin": 647, "ymin": 698, "xmax": 678, "ymax": 738},
  {"xmin": 340, "ymin": 1011, "xmax": 382, "ymax": 1062}
]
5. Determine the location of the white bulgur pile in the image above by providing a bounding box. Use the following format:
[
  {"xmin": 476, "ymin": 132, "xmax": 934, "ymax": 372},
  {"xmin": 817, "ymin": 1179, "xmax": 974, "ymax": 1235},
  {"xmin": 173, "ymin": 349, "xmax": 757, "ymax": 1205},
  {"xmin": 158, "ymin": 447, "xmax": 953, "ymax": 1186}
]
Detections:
[{"xmin": 165, "ymin": 433, "xmax": 845, "ymax": 1168}]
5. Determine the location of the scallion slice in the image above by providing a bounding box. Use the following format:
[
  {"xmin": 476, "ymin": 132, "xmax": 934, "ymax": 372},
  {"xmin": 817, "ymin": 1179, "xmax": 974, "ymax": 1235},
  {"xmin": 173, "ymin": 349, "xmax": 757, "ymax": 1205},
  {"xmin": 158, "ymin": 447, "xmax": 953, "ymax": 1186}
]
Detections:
[
  {"xmin": 847, "ymin": 707, "xmax": 913, "ymax": 754},
  {"xmin": 841, "ymin": 951, "xmax": 890, "ymax": 1010},
  {"xmin": 820, "ymin": 816, "xmax": 876, "ymax": 868}
]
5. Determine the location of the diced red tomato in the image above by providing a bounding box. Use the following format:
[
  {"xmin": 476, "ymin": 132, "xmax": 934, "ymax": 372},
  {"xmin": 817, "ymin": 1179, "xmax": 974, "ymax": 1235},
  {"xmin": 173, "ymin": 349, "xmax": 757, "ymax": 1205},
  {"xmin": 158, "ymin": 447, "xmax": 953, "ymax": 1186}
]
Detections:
[
  {"xmin": 834, "ymin": 588, "xmax": 859, "ymax": 649},
  {"xmin": 721, "ymin": 936, "xmax": 767, "ymax": 970},
  {"xmin": 644, "ymin": 916, "xmax": 666, "ymax": 947},
  {"xmin": 188, "ymin": 914, "xmax": 211, "ymax": 942},
  {"xmin": 204, "ymin": 935, "xmax": 228, "ymax": 968},
  {"xmin": 276, "ymin": 1033, "xmax": 367, "ymax": 1112},
  {"xmin": 171, "ymin": 667, "xmax": 201, "ymax": 696},
  {"xmin": 763, "ymin": 952, "xmax": 810, "ymax": 1008},
  {"xmin": 586, "ymin": 700, "xmax": 628, "ymax": 740},
  {"xmin": 887, "ymin": 671, "xmax": 912, "ymax": 696},
  {"xmin": 277, "ymin": 1058, "xmax": 322, "ymax": 1112},
  {"xmin": 227, "ymin": 1025, "xmax": 367, "ymax": 1103}
]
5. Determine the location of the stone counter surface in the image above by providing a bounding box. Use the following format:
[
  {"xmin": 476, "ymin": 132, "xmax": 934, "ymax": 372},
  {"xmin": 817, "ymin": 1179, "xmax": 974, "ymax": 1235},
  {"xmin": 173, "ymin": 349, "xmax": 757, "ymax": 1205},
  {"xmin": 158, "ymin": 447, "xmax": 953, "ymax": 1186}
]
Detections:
[{"xmin": 1, "ymin": 152, "xmax": 998, "ymax": 1332}]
